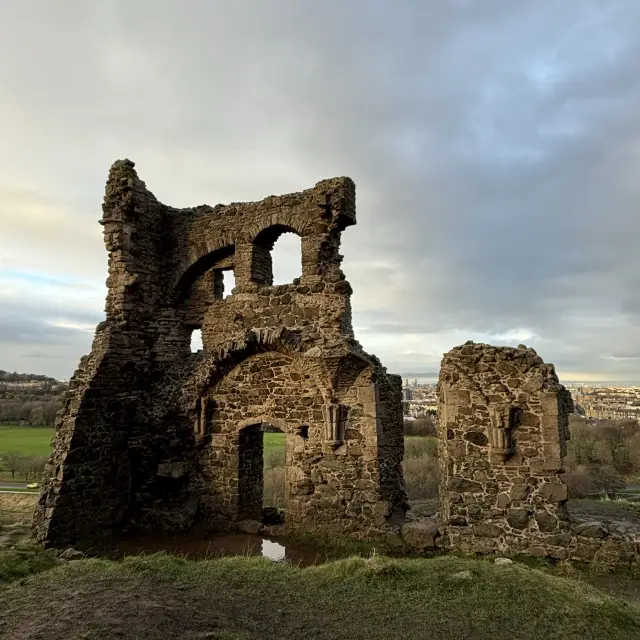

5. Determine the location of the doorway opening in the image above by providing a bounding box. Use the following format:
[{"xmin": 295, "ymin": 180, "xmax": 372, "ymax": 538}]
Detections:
[{"xmin": 237, "ymin": 423, "xmax": 285, "ymax": 524}]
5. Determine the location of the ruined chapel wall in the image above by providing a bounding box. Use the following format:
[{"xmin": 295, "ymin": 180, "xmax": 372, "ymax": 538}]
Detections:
[
  {"xmin": 34, "ymin": 160, "xmax": 407, "ymax": 547},
  {"xmin": 165, "ymin": 176, "xmax": 356, "ymax": 295},
  {"xmin": 200, "ymin": 281, "xmax": 354, "ymax": 353},
  {"xmin": 199, "ymin": 352, "xmax": 322, "ymax": 526},
  {"xmin": 374, "ymin": 372, "xmax": 408, "ymax": 511},
  {"xmin": 195, "ymin": 351, "xmax": 404, "ymax": 537},
  {"xmin": 438, "ymin": 342, "xmax": 573, "ymax": 556},
  {"xmin": 152, "ymin": 176, "xmax": 356, "ymax": 363}
]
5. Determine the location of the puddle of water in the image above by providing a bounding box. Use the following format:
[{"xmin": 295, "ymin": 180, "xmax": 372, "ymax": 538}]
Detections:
[{"xmin": 110, "ymin": 531, "xmax": 341, "ymax": 566}]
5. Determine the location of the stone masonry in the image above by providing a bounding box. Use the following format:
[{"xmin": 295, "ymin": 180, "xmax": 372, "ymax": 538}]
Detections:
[
  {"xmin": 437, "ymin": 341, "xmax": 574, "ymax": 555},
  {"xmin": 31, "ymin": 160, "xmax": 640, "ymax": 569},
  {"xmin": 32, "ymin": 159, "xmax": 407, "ymax": 548},
  {"xmin": 434, "ymin": 341, "xmax": 640, "ymax": 569}
]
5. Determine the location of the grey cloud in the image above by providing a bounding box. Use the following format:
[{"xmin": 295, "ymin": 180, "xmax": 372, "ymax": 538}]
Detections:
[{"xmin": 1, "ymin": 0, "xmax": 640, "ymax": 378}]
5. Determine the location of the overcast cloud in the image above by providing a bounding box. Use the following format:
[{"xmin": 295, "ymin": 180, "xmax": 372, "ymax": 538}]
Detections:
[{"xmin": 1, "ymin": 0, "xmax": 640, "ymax": 382}]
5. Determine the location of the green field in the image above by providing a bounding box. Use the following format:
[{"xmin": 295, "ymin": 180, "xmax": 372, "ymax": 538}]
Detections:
[
  {"xmin": 0, "ymin": 427, "xmax": 284, "ymax": 459},
  {"xmin": 0, "ymin": 426, "xmax": 54, "ymax": 457},
  {"xmin": 263, "ymin": 431, "xmax": 284, "ymax": 450}
]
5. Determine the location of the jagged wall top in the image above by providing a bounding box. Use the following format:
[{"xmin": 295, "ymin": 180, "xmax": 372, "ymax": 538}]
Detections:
[{"xmin": 99, "ymin": 159, "xmax": 356, "ymax": 307}]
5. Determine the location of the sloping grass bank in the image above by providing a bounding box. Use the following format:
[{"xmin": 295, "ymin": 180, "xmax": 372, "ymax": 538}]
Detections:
[{"xmin": 1, "ymin": 553, "xmax": 639, "ymax": 640}]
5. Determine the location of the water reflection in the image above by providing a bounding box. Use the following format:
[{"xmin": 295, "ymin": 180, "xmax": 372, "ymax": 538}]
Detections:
[
  {"xmin": 262, "ymin": 538, "xmax": 286, "ymax": 562},
  {"xmin": 111, "ymin": 531, "xmax": 337, "ymax": 566}
]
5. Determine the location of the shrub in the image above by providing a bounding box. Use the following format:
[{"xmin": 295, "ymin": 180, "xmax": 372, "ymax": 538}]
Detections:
[
  {"xmin": 403, "ymin": 437, "xmax": 439, "ymax": 500},
  {"xmin": 403, "ymin": 417, "xmax": 437, "ymax": 437},
  {"xmin": 563, "ymin": 465, "xmax": 597, "ymax": 498}
]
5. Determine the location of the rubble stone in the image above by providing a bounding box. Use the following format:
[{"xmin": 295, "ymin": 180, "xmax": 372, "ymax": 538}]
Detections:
[{"xmin": 401, "ymin": 520, "xmax": 440, "ymax": 550}]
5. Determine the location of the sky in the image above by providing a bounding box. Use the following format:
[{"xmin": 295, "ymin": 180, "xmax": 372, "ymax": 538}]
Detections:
[{"xmin": 2, "ymin": 0, "xmax": 640, "ymax": 383}]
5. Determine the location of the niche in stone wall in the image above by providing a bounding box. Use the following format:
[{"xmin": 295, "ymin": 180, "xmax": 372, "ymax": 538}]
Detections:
[
  {"xmin": 251, "ymin": 225, "xmax": 302, "ymax": 285},
  {"xmin": 488, "ymin": 404, "xmax": 522, "ymax": 462}
]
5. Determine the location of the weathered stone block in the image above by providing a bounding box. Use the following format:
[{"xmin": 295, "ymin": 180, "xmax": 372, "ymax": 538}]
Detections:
[
  {"xmin": 574, "ymin": 522, "xmax": 609, "ymax": 539},
  {"xmin": 401, "ymin": 521, "xmax": 440, "ymax": 550},
  {"xmin": 538, "ymin": 482, "xmax": 568, "ymax": 503},
  {"xmin": 506, "ymin": 509, "xmax": 530, "ymax": 530},
  {"xmin": 495, "ymin": 493, "xmax": 511, "ymax": 509},
  {"xmin": 448, "ymin": 478, "xmax": 483, "ymax": 493},
  {"xmin": 157, "ymin": 463, "xmax": 185, "ymax": 478},
  {"xmin": 473, "ymin": 523, "xmax": 503, "ymax": 538},
  {"xmin": 534, "ymin": 510, "xmax": 558, "ymax": 533}
]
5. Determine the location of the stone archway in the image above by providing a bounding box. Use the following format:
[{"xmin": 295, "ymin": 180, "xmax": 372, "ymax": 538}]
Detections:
[{"xmin": 197, "ymin": 351, "xmax": 322, "ymax": 529}]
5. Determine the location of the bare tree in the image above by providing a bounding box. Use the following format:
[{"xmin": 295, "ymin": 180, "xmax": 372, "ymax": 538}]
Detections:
[
  {"xmin": 4, "ymin": 452, "xmax": 22, "ymax": 480},
  {"xmin": 20, "ymin": 455, "xmax": 48, "ymax": 482}
]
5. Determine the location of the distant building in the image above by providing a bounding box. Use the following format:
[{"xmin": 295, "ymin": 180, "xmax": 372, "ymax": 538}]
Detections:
[{"xmin": 403, "ymin": 387, "xmax": 413, "ymax": 402}]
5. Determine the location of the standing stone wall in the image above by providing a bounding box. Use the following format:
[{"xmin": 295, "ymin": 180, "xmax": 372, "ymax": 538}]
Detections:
[
  {"xmin": 32, "ymin": 159, "xmax": 407, "ymax": 548},
  {"xmin": 438, "ymin": 342, "xmax": 574, "ymax": 556},
  {"xmin": 436, "ymin": 342, "xmax": 640, "ymax": 569}
]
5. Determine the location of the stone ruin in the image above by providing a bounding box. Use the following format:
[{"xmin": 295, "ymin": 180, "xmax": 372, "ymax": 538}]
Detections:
[
  {"xmin": 437, "ymin": 342, "xmax": 574, "ymax": 554},
  {"xmin": 431, "ymin": 342, "xmax": 640, "ymax": 566},
  {"xmin": 32, "ymin": 161, "xmax": 640, "ymax": 569},
  {"xmin": 33, "ymin": 159, "xmax": 407, "ymax": 548}
]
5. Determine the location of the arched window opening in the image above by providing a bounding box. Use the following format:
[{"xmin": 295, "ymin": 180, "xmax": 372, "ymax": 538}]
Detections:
[
  {"xmin": 190, "ymin": 328, "xmax": 203, "ymax": 353},
  {"xmin": 213, "ymin": 269, "xmax": 236, "ymax": 300},
  {"xmin": 271, "ymin": 233, "xmax": 302, "ymax": 285},
  {"xmin": 251, "ymin": 225, "xmax": 302, "ymax": 286},
  {"xmin": 174, "ymin": 245, "xmax": 234, "ymax": 304}
]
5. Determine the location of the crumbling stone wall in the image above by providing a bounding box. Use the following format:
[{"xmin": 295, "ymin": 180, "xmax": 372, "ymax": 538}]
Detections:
[
  {"xmin": 436, "ymin": 342, "xmax": 640, "ymax": 569},
  {"xmin": 32, "ymin": 159, "xmax": 407, "ymax": 548},
  {"xmin": 437, "ymin": 342, "xmax": 573, "ymax": 556}
]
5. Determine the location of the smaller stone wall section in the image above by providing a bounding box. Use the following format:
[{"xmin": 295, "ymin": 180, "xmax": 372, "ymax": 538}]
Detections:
[{"xmin": 429, "ymin": 341, "xmax": 640, "ymax": 571}]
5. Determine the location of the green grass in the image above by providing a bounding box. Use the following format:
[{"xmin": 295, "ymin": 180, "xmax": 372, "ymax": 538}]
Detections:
[
  {"xmin": 0, "ymin": 552, "xmax": 638, "ymax": 639},
  {"xmin": 263, "ymin": 431, "xmax": 284, "ymax": 450},
  {"xmin": 0, "ymin": 425, "xmax": 54, "ymax": 457}
]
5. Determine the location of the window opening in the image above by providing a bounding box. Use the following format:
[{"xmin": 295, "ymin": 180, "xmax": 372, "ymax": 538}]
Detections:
[
  {"xmin": 271, "ymin": 233, "xmax": 302, "ymax": 285},
  {"xmin": 190, "ymin": 328, "xmax": 203, "ymax": 352}
]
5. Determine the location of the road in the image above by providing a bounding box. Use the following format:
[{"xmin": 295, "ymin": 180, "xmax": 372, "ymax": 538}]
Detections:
[
  {"xmin": 0, "ymin": 481, "xmax": 39, "ymax": 494},
  {"xmin": 0, "ymin": 481, "xmax": 30, "ymax": 489}
]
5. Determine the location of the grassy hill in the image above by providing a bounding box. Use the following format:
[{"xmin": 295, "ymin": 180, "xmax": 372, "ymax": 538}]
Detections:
[{"xmin": 0, "ymin": 551, "xmax": 639, "ymax": 639}]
